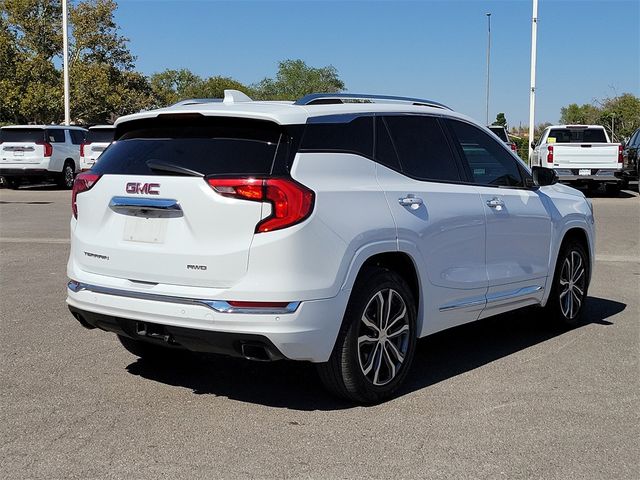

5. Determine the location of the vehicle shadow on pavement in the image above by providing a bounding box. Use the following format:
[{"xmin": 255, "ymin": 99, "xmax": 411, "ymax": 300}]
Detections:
[{"xmin": 125, "ymin": 296, "xmax": 624, "ymax": 411}]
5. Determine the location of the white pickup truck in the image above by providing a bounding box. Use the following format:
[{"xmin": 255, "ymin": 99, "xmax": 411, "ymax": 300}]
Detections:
[{"xmin": 531, "ymin": 125, "xmax": 623, "ymax": 195}]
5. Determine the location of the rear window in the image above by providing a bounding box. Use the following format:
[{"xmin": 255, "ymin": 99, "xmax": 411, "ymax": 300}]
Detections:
[
  {"xmin": 93, "ymin": 116, "xmax": 283, "ymax": 176},
  {"xmin": 488, "ymin": 126, "xmax": 509, "ymax": 142},
  {"xmin": 548, "ymin": 128, "xmax": 608, "ymax": 143},
  {"xmin": 86, "ymin": 128, "xmax": 114, "ymax": 144},
  {"xmin": 0, "ymin": 129, "xmax": 45, "ymax": 143}
]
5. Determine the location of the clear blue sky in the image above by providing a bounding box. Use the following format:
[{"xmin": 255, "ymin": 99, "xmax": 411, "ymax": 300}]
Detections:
[{"xmin": 115, "ymin": 0, "xmax": 639, "ymax": 127}]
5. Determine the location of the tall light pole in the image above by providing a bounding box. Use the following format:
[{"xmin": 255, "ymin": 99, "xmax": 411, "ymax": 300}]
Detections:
[
  {"xmin": 528, "ymin": 0, "xmax": 539, "ymax": 162},
  {"xmin": 62, "ymin": 0, "xmax": 70, "ymax": 125},
  {"xmin": 485, "ymin": 12, "xmax": 492, "ymax": 126}
]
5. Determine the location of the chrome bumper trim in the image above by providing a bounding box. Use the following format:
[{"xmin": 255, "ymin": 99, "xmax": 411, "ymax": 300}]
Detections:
[{"xmin": 67, "ymin": 280, "xmax": 300, "ymax": 314}]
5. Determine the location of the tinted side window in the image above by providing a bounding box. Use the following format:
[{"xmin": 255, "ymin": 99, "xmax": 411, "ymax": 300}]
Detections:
[
  {"xmin": 374, "ymin": 117, "xmax": 402, "ymax": 171},
  {"xmin": 47, "ymin": 129, "xmax": 66, "ymax": 143},
  {"xmin": 300, "ymin": 116, "xmax": 373, "ymax": 158},
  {"xmin": 448, "ymin": 120, "xmax": 523, "ymax": 187},
  {"xmin": 69, "ymin": 130, "xmax": 85, "ymax": 145},
  {"xmin": 384, "ymin": 115, "xmax": 460, "ymax": 182}
]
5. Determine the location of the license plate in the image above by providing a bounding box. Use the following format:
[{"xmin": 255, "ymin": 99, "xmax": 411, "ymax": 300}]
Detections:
[
  {"xmin": 13, "ymin": 151, "xmax": 24, "ymax": 157},
  {"xmin": 579, "ymin": 169, "xmax": 591, "ymax": 176},
  {"xmin": 123, "ymin": 217, "xmax": 167, "ymax": 244}
]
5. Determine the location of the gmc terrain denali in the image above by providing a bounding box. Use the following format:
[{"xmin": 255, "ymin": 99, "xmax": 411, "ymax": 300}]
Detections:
[{"xmin": 67, "ymin": 91, "xmax": 595, "ymax": 403}]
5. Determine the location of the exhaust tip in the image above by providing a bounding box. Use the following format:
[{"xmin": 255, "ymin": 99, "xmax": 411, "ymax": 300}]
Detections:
[{"xmin": 240, "ymin": 343, "xmax": 272, "ymax": 362}]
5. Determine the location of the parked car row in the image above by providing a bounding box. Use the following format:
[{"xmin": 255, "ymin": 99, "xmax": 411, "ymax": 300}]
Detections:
[{"xmin": 0, "ymin": 125, "xmax": 114, "ymax": 189}]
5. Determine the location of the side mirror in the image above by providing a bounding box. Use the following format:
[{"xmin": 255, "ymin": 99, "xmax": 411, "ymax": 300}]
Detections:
[
  {"xmin": 530, "ymin": 141, "xmax": 536, "ymax": 150},
  {"xmin": 531, "ymin": 166, "xmax": 558, "ymax": 186}
]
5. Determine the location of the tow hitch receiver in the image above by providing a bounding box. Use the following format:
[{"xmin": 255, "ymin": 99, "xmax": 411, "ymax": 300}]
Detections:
[{"xmin": 136, "ymin": 321, "xmax": 174, "ymax": 343}]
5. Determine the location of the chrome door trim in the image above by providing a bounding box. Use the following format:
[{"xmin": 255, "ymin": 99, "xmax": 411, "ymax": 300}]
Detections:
[
  {"xmin": 438, "ymin": 285, "xmax": 543, "ymax": 312},
  {"xmin": 485, "ymin": 285, "xmax": 543, "ymax": 304},
  {"xmin": 67, "ymin": 280, "xmax": 300, "ymax": 314},
  {"xmin": 439, "ymin": 296, "xmax": 486, "ymax": 312},
  {"xmin": 109, "ymin": 197, "xmax": 183, "ymax": 218}
]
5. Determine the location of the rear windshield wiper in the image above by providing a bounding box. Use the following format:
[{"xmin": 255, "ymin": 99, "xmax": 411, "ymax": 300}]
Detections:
[{"xmin": 146, "ymin": 160, "xmax": 204, "ymax": 177}]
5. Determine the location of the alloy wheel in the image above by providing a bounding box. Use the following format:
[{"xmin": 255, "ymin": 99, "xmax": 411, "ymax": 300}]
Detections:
[
  {"xmin": 357, "ymin": 289, "xmax": 410, "ymax": 386},
  {"xmin": 559, "ymin": 250, "xmax": 586, "ymax": 319}
]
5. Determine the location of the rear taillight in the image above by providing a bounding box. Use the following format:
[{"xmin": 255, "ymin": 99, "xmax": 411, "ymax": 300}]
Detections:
[
  {"xmin": 547, "ymin": 145, "xmax": 554, "ymax": 164},
  {"xmin": 72, "ymin": 172, "xmax": 101, "ymax": 219},
  {"xmin": 36, "ymin": 141, "xmax": 53, "ymax": 157},
  {"xmin": 618, "ymin": 145, "xmax": 623, "ymax": 164},
  {"xmin": 207, "ymin": 177, "xmax": 314, "ymax": 233},
  {"xmin": 80, "ymin": 142, "xmax": 90, "ymax": 157}
]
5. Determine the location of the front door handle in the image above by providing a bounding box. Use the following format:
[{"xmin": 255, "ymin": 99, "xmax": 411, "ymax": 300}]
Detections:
[
  {"xmin": 398, "ymin": 194, "xmax": 423, "ymax": 209},
  {"xmin": 486, "ymin": 197, "xmax": 505, "ymax": 210}
]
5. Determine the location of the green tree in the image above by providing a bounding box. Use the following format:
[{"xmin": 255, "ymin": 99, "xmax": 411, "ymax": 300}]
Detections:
[
  {"xmin": 1, "ymin": 0, "xmax": 151, "ymax": 124},
  {"xmin": 559, "ymin": 103, "xmax": 600, "ymax": 125},
  {"xmin": 149, "ymin": 68, "xmax": 201, "ymax": 107},
  {"xmin": 597, "ymin": 93, "xmax": 640, "ymax": 141},
  {"xmin": 1, "ymin": 0, "xmax": 63, "ymax": 123},
  {"xmin": 492, "ymin": 112, "xmax": 507, "ymax": 127},
  {"xmin": 559, "ymin": 94, "xmax": 640, "ymax": 142},
  {"xmin": 188, "ymin": 75, "xmax": 247, "ymax": 100},
  {"xmin": 149, "ymin": 69, "xmax": 248, "ymax": 107},
  {"xmin": 252, "ymin": 59, "xmax": 345, "ymax": 100}
]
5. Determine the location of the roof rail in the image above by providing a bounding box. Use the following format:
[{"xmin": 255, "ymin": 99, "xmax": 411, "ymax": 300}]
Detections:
[{"xmin": 294, "ymin": 93, "xmax": 452, "ymax": 110}]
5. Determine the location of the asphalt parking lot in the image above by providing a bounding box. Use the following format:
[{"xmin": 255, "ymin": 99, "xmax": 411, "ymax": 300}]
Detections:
[{"xmin": 1, "ymin": 184, "xmax": 638, "ymax": 479}]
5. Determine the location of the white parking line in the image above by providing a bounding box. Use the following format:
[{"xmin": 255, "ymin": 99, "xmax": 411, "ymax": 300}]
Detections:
[
  {"xmin": 0, "ymin": 237, "xmax": 69, "ymax": 244},
  {"xmin": 595, "ymin": 254, "xmax": 640, "ymax": 263}
]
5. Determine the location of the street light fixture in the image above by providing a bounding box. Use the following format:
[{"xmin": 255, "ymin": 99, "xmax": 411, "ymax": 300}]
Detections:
[
  {"xmin": 485, "ymin": 13, "xmax": 491, "ymax": 126},
  {"xmin": 62, "ymin": 0, "xmax": 70, "ymax": 125},
  {"xmin": 528, "ymin": 0, "xmax": 539, "ymax": 161}
]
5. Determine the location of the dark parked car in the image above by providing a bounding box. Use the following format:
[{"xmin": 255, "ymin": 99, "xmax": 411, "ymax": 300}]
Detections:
[
  {"xmin": 620, "ymin": 127, "xmax": 639, "ymax": 191},
  {"xmin": 488, "ymin": 125, "xmax": 519, "ymax": 156}
]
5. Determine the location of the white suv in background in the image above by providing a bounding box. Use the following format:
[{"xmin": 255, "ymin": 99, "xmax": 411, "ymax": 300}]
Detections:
[
  {"xmin": 0, "ymin": 125, "xmax": 86, "ymax": 189},
  {"xmin": 66, "ymin": 91, "xmax": 595, "ymax": 403},
  {"xmin": 80, "ymin": 125, "xmax": 115, "ymax": 171}
]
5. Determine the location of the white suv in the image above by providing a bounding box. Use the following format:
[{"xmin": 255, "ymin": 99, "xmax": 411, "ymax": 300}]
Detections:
[
  {"xmin": 79, "ymin": 125, "xmax": 115, "ymax": 171},
  {"xmin": 66, "ymin": 91, "xmax": 595, "ymax": 403},
  {"xmin": 0, "ymin": 125, "xmax": 87, "ymax": 189}
]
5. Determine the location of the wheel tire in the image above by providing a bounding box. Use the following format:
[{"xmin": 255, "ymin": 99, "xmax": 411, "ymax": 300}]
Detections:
[
  {"xmin": 604, "ymin": 183, "xmax": 620, "ymax": 197},
  {"xmin": 117, "ymin": 334, "xmax": 176, "ymax": 361},
  {"xmin": 1, "ymin": 177, "xmax": 20, "ymax": 189},
  {"xmin": 58, "ymin": 161, "xmax": 75, "ymax": 189},
  {"xmin": 544, "ymin": 240, "xmax": 589, "ymax": 328},
  {"xmin": 317, "ymin": 267, "xmax": 417, "ymax": 404}
]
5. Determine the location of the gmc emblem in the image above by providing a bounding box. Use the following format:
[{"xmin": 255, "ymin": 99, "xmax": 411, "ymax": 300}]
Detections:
[{"xmin": 126, "ymin": 182, "xmax": 160, "ymax": 195}]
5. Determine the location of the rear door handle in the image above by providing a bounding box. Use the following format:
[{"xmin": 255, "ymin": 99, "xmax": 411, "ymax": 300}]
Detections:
[
  {"xmin": 486, "ymin": 197, "xmax": 505, "ymax": 210},
  {"xmin": 398, "ymin": 194, "xmax": 423, "ymax": 209}
]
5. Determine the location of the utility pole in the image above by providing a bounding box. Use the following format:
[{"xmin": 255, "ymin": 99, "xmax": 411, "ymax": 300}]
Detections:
[
  {"xmin": 528, "ymin": 0, "xmax": 539, "ymax": 162},
  {"xmin": 62, "ymin": 0, "xmax": 70, "ymax": 125},
  {"xmin": 485, "ymin": 13, "xmax": 492, "ymax": 126}
]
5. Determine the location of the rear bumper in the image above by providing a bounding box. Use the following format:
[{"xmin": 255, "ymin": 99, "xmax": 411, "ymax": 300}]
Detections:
[
  {"xmin": 66, "ymin": 280, "xmax": 349, "ymax": 363},
  {"xmin": 0, "ymin": 168, "xmax": 51, "ymax": 177},
  {"xmin": 555, "ymin": 168, "xmax": 622, "ymax": 183},
  {"xmin": 68, "ymin": 305, "xmax": 287, "ymax": 360}
]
